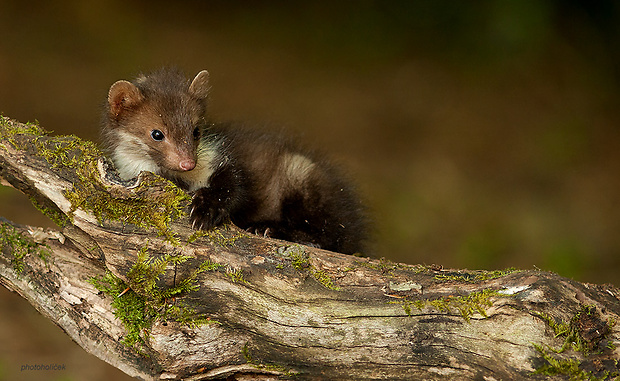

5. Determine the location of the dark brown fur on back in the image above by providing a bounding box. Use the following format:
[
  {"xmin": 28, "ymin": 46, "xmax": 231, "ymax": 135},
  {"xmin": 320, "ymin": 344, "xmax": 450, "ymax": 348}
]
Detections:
[{"xmin": 212, "ymin": 124, "xmax": 367, "ymax": 254}]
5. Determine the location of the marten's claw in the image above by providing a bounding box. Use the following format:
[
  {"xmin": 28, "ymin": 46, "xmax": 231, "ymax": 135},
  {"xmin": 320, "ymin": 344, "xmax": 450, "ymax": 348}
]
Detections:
[{"xmin": 190, "ymin": 196, "xmax": 229, "ymax": 231}]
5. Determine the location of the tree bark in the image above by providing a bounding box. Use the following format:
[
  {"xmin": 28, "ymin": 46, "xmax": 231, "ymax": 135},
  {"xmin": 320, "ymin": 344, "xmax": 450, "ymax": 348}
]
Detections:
[{"xmin": 1, "ymin": 116, "xmax": 619, "ymax": 380}]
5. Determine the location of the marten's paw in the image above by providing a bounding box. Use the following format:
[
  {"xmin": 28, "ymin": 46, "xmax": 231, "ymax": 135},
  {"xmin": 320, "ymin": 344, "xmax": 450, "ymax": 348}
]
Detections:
[{"xmin": 190, "ymin": 190, "xmax": 230, "ymax": 230}]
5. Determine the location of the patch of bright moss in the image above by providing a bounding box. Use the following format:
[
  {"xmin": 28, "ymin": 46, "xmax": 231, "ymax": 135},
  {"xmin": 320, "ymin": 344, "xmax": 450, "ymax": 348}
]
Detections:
[
  {"xmin": 63, "ymin": 157, "xmax": 189, "ymax": 243},
  {"xmin": 89, "ymin": 271, "xmax": 150, "ymax": 353},
  {"xmin": 310, "ymin": 268, "xmax": 338, "ymax": 291},
  {"xmin": 533, "ymin": 344, "xmax": 619, "ymax": 380},
  {"xmin": 89, "ymin": 243, "xmax": 221, "ymax": 353},
  {"xmin": 534, "ymin": 311, "xmax": 578, "ymax": 354},
  {"xmin": 187, "ymin": 225, "xmax": 246, "ymax": 247},
  {"xmin": 283, "ymin": 245, "xmax": 339, "ymax": 290},
  {"xmin": 532, "ymin": 344, "xmax": 588, "ymax": 379},
  {"xmin": 392, "ymin": 289, "xmax": 498, "ymax": 322},
  {"xmin": 434, "ymin": 268, "xmax": 522, "ymax": 283},
  {"xmin": 534, "ymin": 306, "xmax": 614, "ymax": 355},
  {"xmin": 0, "ymin": 221, "xmax": 50, "ymax": 274},
  {"xmin": 0, "ymin": 117, "xmax": 49, "ymax": 147},
  {"xmin": 28, "ymin": 195, "xmax": 71, "ymax": 228},
  {"xmin": 225, "ymin": 267, "xmax": 249, "ymax": 284},
  {"xmin": 532, "ymin": 306, "xmax": 619, "ymax": 379},
  {"xmin": 126, "ymin": 242, "xmax": 222, "ymax": 307}
]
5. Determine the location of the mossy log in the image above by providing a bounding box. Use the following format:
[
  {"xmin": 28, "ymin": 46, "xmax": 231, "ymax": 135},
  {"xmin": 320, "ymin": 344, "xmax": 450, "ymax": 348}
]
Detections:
[{"xmin": 1, "ymin": 116, "xmax": 620, "ymax": 380}]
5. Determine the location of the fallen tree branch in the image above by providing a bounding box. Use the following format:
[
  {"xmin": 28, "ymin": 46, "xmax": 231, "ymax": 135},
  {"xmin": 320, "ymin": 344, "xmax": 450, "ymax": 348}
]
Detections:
[{"xmin": 1, "ymin": 116, "xmax": 620, "ymax": 380}]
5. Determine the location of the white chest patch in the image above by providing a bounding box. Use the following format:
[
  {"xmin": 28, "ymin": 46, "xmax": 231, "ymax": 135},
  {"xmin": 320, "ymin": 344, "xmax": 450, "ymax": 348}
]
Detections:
[{"xmin": 111, "ymin": 131, "xmax": 160, "ymax": 180}]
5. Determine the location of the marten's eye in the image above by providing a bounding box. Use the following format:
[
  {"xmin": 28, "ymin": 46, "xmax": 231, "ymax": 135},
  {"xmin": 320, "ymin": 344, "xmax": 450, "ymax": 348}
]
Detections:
[
  {"xmin": 151, "ymin": 129, "xmax": 165, "ymax": 141},
  {"xmin": 193, "ymin": 127, "xmax": 200, "ymax": 140}
]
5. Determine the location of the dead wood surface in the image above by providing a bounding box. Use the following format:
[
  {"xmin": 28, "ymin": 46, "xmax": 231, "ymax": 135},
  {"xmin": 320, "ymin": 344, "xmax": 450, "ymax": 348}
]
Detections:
[{"xmin": 1, "ymin": 116, "xmax": 620, "ymax": 380}]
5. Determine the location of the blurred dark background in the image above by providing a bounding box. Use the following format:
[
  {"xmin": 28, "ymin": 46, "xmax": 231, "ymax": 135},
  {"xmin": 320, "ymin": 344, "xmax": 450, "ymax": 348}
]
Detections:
[{"xmin": 1, "ymin": 1, "xmax": 619, "ymax": 380}]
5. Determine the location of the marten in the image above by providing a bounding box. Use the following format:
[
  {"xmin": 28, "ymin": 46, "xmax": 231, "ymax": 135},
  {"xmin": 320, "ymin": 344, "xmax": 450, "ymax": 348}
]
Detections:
[{"xmin": 101, "ymin": 68, "xmax": 367, "ymax": 254}]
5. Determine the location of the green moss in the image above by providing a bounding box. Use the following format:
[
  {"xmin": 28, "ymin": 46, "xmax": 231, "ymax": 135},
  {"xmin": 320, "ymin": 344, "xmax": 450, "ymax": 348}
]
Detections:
[
  {"xmin": 288, "ymin": 247, "xmax": 309, "ymax": 271},
  {"xmin": 0, "ymin": 116, "xmax": 190, "ymax": 241},
  {"xmin": 532, "ymin": 344, "xmax": 619, "ymax": 380},
  {"xmin": 89, "ymin": 244, "xmax": 222, "ymax": 354},
  {"xmin": 28, "ymin": 196, "xmax": 71, "ymax": 228},
  {"xmin": 434, "ymin": 267, "xmax": 522, "ymax": 283},
  {"xmin": 126, "ymin": 242, "xmax": 221, "ymax": 307},
  {"xmin": 534, "ymin": 311, "xmax": 577, "ymax": 353},
  {"xmin": 64, "ymin": 160, "xmax": 189, "ymax": 243},
  {"xmin": 0, "ymin": 221, "xmax": 50, "ymax": 274},
  {"xmin": 226, "ymin": 267, "xmax": 249, "ymax": 284},
  {"xmin": 89, "ymin": 272, "xmax": 150, "ymax": 353},
  {"xmin": 392, "ymin": 289, "xmax": 498, "ymax": 321},
  {"xmin": 0, "ymin": 117, "xmax": 49, "ymax": 147},
  {"xmin": 533, "ymin": 344, "xmax": 587, "ymax": 379},
  {"xmin": 283, "ymin": 245, "xmax": 339, "ymax": 290},
  {"xmin": 310, "ymin": 269, "xmax": 338, "ymax": 290},
  {"xmin": 242, "ymin": 342, "xmax": 253, "ymax": 362},
  {"xmin": 534, "ymin": 306, "xmax": 613, "ymax": 355},
  {"xmin": 197, "ymin": 259, "xmax": 225, "ymax": 272},
  {"xmin": 532, "ymin": 306, "xmax": 619, "ymax": 379},
  {"xmin": 187, "ymin": 225, "xmax": 246, "ymax": 247}
]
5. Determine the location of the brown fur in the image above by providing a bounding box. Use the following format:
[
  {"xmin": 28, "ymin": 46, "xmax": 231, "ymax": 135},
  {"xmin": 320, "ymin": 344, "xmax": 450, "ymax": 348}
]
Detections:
[{"xmin": 102, "ymin": 68, "xmax": 368, "ymax": 254}]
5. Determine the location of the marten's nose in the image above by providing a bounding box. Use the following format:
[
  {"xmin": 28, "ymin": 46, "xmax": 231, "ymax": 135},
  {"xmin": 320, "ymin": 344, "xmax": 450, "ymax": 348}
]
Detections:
[{"xmin": 179, "ymin": 159, "xmax": 196, "ymax": 171}]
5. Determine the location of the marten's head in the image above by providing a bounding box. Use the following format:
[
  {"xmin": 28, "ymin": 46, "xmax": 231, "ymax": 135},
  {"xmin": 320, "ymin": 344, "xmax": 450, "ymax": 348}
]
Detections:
[{"xmin": 103, "ymin": 68, "xmax": 210, "ymax": 180}]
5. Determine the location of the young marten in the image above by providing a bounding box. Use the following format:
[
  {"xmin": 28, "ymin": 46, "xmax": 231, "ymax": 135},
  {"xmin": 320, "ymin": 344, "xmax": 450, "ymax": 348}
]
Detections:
[{"xmin": 101, "ymin": 68, "xmax": 367, "ymax": 254}]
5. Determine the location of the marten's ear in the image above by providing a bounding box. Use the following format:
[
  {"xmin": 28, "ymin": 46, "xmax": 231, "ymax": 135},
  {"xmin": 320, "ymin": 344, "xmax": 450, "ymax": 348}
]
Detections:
[
  {"xmin": 189, "ymin": 70, "xmax": 210, "ymax": 99},
  {"xmin": 108, "ymin": 80, "xmax": 143, "ymax": 117}
]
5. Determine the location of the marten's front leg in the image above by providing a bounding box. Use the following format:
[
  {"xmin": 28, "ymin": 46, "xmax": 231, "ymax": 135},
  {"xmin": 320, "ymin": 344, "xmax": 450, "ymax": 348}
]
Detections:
[{"xmin": 190, "ymin": 161, "xmax": 246, "ymax": 230}]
